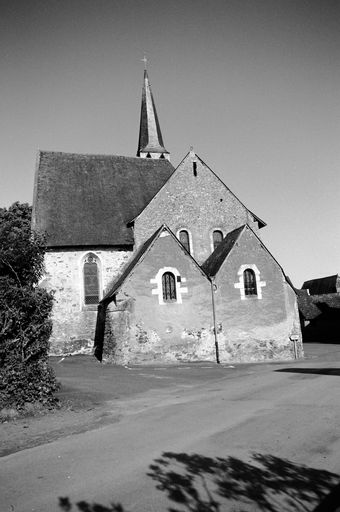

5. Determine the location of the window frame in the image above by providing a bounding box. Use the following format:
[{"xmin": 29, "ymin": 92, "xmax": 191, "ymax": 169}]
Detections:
[
  {"xmin": 177, "ymin": 228, "xmax": 193, "ymax": 257},
  {"xmin": 178, "ymin": 229, "xmax": 191, "ymax": 254},
  {"xmin": 243, "ymin": 268, "xmax": 257, "ymax": 296},
  {"xmin": 162, "ymin": 271, "xmax": 177, "ymax": 302},
  {"xmin": 234, "ymin": 264, "xmax": 266, "ymax": 300},
  {"xmin": 211, "ymin": 229, "xmax": 224, "ymax": 252},
  {"xmin": 150, "ymin": 267, "xmax": 188, "ymax": 305},
  {"xmin": 82, "ymin": 252, "xmax": 101, "ymax": 308}
]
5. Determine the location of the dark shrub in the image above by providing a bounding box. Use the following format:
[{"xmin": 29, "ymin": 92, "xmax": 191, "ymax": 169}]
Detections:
[{"xmin": 0, "ymin": 203, "xmax": 58, "ymax": 411}]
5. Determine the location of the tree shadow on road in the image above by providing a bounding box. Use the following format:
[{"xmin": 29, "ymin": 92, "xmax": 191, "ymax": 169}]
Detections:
[
  {"xmin": 59, "ymin": 497, "xmax": 125, "ymax": 511},
  {"xmin": 59, "ymin": 452, "xmax": 340, "ymax": 512},
  {"xmin": 147, "ymin": 452, "xmax": 340, "ymax": 511}
]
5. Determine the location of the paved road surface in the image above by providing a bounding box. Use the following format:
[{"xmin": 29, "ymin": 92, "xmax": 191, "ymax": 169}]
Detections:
[{"xmin": 1, "ymin": 345, "xmax": 340, "ymax": 512}]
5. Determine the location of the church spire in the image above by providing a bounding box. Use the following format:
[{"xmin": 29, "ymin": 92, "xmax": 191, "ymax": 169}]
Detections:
[{"xmin": 137, "ymin": 68, "xmax": 170, "ymax": 160}]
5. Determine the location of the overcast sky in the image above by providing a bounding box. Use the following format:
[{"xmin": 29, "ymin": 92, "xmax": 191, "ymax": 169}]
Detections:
[{"xmin": 0, "ymin": 0, "xmax": 339, "ymax": 287}]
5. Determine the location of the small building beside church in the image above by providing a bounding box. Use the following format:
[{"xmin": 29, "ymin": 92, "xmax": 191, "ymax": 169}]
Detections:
[
  {"xmin": 298, "ymin": 274, "xmax": 340, "ymax": 343},
  {"xmin": 32, "ymin": 69, "xmax": 303, "ymax": 363}
]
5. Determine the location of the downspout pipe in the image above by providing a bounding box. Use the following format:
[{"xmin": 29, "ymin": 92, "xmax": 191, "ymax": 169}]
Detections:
[{"xmin": 210, "ymin": 278, "xmax": 220, "ymax": 364}]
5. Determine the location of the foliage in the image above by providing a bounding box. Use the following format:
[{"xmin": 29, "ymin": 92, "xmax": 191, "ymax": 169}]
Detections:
[
  {"xmin": 0, "ymin": 202, "xmax": 45, "ymax": 286},
  {"xmin": 0, "ymin": 202, "xmax": 58, "ymax": 411}
]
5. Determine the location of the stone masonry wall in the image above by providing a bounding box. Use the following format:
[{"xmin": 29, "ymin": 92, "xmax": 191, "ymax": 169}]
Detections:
[
  {"xmin": 134, "ymin": 151, "xmax": 260, "ymax": 265},
  {"xmin": 42, "ymin": 249, "xmax": 131, "ymax": 355},
  {"xmin": 102, "ymin": 231, "xmax": 216, "ymax": 365},
  {"xmin": 213, "ymin": 227, "xmax": 303, "ymax": 363}
]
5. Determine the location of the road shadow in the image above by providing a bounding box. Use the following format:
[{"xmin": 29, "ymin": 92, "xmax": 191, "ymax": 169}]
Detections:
[
  {"xmin": 59, "ymin": 452, "xmax": 340, "ymax": 511},
  {"xmin": 147, "ymin": 452, "xmax": 340, "ymax": 511},
  {"xmin": 276, "ymin": 368, "xmax": 340, "ymax": 376},
  {"xmin": 59, "ymin": 497, "xmax": 125, "ymax": 511}
]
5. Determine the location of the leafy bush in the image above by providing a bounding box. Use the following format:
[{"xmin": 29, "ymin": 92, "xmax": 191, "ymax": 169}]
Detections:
[{"xmin": 0, "ymin": 202, "xmax": 58, "ymax": 412}]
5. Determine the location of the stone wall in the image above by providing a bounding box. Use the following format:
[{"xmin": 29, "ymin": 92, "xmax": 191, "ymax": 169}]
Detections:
[
  {"xmin": 42, "ymin": 248, "xmax": 131, "ymax": 355},
  {"xmin": 102, "ymin": 230, "xmax": 217, "ymax": 364},
  {"xmin": 213, "ymin": 227, "xmax": 303, "ymax": 363},
  {"xmin": 134, "ymin": 151, "xmax": 260, "ymax": 264}
]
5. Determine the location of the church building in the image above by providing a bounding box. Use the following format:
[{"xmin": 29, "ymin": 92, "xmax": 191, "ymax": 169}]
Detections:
[{"xmin": 32, "ymin": 69, "xmax": 303, "ymax": 364}]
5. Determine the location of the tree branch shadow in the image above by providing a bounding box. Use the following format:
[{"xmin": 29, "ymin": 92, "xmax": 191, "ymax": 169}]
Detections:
[
  {"xmin": 58, "ymin": 452, "xmax": 340, "ymax": 512},
  {"xmin": 59, "ymin": 497, "xmax": 126, "ymax": 512},
  {"xmin": 147, "ymin": 452, "xmax": 340, "ymax": 512}
]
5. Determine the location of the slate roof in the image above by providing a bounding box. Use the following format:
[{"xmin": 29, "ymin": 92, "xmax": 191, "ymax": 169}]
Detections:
[
  {"xmin": 202, "ymin": 225, "xmax": 245, "ymax": 277},
  {"xmin": 32, "ymin": 151, "xmax": 174, "ymax": 247},
  {"xmin": 297, "ymin": 290, "xmax": 340, "ymax": 320},
  {"xmin": 302, "ymin": 275, "xmax": 339, "ymax": 295}
]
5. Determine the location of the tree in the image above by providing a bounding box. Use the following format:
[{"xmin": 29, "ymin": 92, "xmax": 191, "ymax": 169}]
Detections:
[{"xmin": 0, "ymin": 202, "xmax": 58, "ymax": 410}]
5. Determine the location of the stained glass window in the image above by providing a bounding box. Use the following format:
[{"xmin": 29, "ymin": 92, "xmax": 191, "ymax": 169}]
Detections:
[
  {"xmin": 84, "ymin": 254, "xmax": 99, "ymax": 305},
  {"xmin": 244, "ymin": 269, "xmax": 257, "ymax": 296},
  {"xmin": 162, "ymin": 272, "xmax": 177, "ymax": 302}
]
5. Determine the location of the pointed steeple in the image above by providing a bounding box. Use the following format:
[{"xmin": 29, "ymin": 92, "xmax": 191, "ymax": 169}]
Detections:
[{"xmin": 137, "ymin": 69, "xmax": 170, "ymax": 160}]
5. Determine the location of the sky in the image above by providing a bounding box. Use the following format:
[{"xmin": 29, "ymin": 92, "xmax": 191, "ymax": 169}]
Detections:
[{"xmin": 0, "ymin": 0, "xmax": 339, "ymax": 287}]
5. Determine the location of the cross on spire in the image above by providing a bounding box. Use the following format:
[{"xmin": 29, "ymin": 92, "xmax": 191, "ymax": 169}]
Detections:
[{"xmin": 141, "ymin": 55, "xmax": 148, "ymax": 70}]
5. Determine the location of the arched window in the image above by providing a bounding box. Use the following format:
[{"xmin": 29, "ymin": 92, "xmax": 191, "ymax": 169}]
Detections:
[
  {"xmin": 162, "ymin": 272, "xmax": 177, "ymax": 302},
  {"xmin": 212, "ymin": 230, "xmax": 223, "ymax": 251},
  {"xmin": 179, "ymin": 230, "xmax": 190, "ymax": 254},
  {"xmin": 243, "ymin": 269, "xmax": 257, "ymax": 296},
  {"xmin": 83, "ymin": 254, "xmax": 100, "ymax": 305}
]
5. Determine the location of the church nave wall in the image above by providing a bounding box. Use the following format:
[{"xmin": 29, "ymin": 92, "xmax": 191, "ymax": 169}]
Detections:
[{"xmin": 42, "ymin": 249, "xmax": 131, "ymax": 355}]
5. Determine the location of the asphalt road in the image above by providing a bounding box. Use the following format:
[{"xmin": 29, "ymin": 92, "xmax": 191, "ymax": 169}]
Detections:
[{"xmin": 1, "ymin": 344, "xmax": 340, "ymax": 512}]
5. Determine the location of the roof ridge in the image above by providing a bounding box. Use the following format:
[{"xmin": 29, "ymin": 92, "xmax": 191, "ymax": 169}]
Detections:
[{"xmin": 39, "ymin": 150, "xmax": 173, "ymax": 161}]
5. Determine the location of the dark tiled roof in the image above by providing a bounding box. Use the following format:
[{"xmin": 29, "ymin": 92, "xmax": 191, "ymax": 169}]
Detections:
[
  {"xmin": 297, "ymin": 290, "xmax": 340, "ymax": 320},
  {"xmin": 202, "ymin": 225, "xmax": 245, "ymax": 277},
  {"xmin": 32, "ymin": 151, "xmax": 174, "ymax": 247},
  {"xmin": 302, "ymin": 275, "xmax": 339, "ymax": 295}
]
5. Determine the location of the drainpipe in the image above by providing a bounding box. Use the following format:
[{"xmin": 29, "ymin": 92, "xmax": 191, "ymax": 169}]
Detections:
[{"xmin": 210, "ymin": 278, "xmax": 220, "ymax": 364}]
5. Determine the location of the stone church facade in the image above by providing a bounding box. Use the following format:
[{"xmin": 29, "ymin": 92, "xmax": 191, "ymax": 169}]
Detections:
[{"xmin": 32, "ymin": 69, "xmax": 303, "ymax": 363}]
